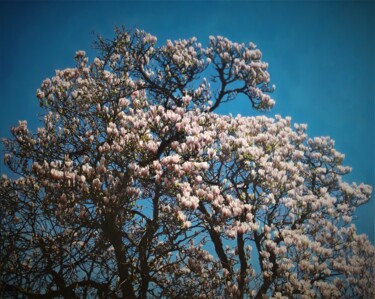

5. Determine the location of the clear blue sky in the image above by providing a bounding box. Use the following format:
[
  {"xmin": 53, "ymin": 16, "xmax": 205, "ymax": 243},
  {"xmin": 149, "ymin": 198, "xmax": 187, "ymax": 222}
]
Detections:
[{"xmin": 0, "ymin": 1, "xmax": 374, "ymax": 242}]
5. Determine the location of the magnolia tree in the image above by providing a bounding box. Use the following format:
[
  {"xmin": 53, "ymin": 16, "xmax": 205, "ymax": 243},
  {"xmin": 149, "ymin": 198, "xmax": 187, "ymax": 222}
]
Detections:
[{"xmin": 1, "ymin": 28, "xmax": 374, "ymax": 299}]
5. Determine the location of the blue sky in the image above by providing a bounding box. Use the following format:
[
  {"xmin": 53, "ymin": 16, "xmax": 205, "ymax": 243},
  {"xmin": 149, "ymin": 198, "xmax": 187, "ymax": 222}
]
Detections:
[{"xmin": 0, "ymin": 1, "xmax": 374, "ymax": 242}]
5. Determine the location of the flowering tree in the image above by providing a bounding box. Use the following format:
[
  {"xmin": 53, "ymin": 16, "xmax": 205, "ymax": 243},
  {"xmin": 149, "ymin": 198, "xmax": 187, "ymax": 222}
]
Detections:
[{"xmin": 1, "ymin": 28, "xmax": 374, "ymax": 299}]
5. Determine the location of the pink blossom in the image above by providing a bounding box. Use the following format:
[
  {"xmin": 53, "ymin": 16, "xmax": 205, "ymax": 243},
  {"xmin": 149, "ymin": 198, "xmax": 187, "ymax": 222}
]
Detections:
[{"xmin": 92, "ymin": 178, "xmax": 101, "ymax": 190}]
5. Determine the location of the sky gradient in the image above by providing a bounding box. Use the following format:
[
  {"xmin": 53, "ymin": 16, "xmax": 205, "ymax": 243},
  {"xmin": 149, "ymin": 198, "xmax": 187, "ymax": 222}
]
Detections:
[{"xmin": 0, "ymin": 1, "xmax": 374, "ymax": 242}]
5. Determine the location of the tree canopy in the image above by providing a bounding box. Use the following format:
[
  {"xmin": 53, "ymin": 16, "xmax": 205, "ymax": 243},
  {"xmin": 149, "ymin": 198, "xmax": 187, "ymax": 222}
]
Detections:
[{"xmin": 1, "ymin": 28, "xmax": 374, "ymax": 299}]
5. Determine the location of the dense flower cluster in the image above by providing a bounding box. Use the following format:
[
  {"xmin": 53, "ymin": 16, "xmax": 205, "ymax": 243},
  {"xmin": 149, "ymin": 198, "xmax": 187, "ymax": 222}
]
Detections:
[{"xmin": 1, "ymin": 28, "xmax": 373, "ymax": 298}]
